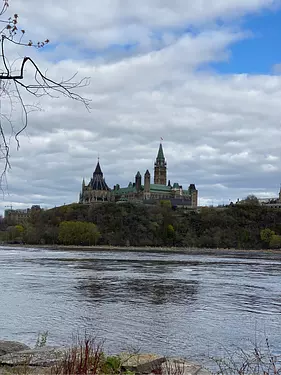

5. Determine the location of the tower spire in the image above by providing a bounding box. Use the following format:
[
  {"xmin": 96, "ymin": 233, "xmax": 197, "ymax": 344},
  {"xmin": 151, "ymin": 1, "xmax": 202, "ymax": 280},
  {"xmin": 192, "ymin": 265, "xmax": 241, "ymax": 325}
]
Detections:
[
  {"xmin": 94, "ymin": 160, "xmax": 102, "ymax": 175},
  {"xmin": 156, "ymin": 143, "xmax": 165, "ymax": 162}
]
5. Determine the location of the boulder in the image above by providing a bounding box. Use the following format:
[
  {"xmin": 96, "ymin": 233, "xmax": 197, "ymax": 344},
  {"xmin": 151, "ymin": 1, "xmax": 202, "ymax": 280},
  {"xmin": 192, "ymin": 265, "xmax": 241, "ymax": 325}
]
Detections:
[
  {"xmin": 120, "ymin": 353, "xmax": 211, "ymax": 375},
  {"xmin": 0, "ymin": 341, "xmax": 30, "ymax": 356},
  {"xmin": 120, "ymin": 353, "xmax": 166, "ymax": 374},
  {"xmin": 0, "ymin": 346, "xmax": 211, "ymax": 375},
  {"xmin": 0, "ymin": 346, "xmax": 65, "ymax": 367},
  {"xmin": 158, "ymin": 358, "xmax": 209, "ymax": 375}
]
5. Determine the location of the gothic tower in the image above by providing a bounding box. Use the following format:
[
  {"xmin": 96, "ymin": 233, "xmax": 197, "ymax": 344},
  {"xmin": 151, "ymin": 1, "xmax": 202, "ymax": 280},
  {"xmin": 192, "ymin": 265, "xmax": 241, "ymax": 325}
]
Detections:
[
  {"xmin": 144, "ymin": 170, "xmax": 150, "ymax": 192},
  {"xmin": 135, "ymin": 171, "xmax": 142, "ymax": 192},
  {"xmin": 154, "ymin": 143, "xmax": 167, "ymax": 185}
]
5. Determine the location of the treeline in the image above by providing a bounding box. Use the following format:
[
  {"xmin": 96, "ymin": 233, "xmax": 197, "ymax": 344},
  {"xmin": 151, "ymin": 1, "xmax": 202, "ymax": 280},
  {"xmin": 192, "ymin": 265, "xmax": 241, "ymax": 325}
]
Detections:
[{"xmin": 1, "ymin": 201, "xmax": 281, "ymax": 249}]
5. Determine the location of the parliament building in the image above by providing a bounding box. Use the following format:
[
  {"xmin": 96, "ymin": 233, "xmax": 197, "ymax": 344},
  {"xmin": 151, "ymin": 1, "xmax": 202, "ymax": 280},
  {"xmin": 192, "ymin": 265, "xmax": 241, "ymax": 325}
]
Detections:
[{"xmin": 79, "ymin": 143, "xmax": 198, "ymax": 208}]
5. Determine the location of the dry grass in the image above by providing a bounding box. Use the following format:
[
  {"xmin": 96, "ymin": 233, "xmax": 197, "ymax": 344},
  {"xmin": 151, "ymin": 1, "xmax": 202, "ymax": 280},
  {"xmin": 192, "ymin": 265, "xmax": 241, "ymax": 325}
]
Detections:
[
  {"xmin": 212, "ymin": 337, "xmax": 281, "ymax": 375},
  {"xmin": 51, "ymin": 334, "xmax": 104, "ymax": 375}
]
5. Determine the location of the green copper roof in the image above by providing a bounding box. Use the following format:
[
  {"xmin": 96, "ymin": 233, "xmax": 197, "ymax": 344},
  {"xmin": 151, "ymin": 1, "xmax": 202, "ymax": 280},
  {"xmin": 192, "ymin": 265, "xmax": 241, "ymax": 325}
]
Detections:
[
  {"xmin": 156, "ymin": 143, "xmax": 165, "ymax": 161},
  {"xmin": 112, "ymin": 183, "xmax": 173, "ymax": 194},
  {"xmin": 150, "ymin": 184, "xmax": 171, "ymax": 192},
  {"xmin": 111, "ymin": 186, "xmax": 138, "ymax": 195}
]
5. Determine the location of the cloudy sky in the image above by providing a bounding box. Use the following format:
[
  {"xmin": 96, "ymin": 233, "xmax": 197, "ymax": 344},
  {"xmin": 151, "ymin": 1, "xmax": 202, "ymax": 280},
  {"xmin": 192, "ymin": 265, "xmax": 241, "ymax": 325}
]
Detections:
[{"xmin": 1, "ymin": 0, "xmax": 281, "ymax": 212}]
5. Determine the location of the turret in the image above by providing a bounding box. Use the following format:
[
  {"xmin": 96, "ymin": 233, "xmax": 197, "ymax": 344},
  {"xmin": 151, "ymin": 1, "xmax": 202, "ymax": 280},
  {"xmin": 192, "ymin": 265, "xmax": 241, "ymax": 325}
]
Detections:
[
  {"xmin": 189, "ymin": 184, "xmax": 198, "ymax": 208},
  {"xmin": 79, "ymin": 179, "xmax": 86, "ymax": 203},
  {"xmin": 144, "ymin": 170, "xmax": 150, "ymax": 192},
  {"xmin": 135, "ymin": 171, "xmax": 141, "ymax": 192}
]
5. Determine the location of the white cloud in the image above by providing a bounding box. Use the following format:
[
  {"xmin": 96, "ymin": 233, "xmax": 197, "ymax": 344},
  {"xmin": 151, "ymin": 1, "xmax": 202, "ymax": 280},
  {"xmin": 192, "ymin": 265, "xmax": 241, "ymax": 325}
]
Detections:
[
  {"xmin": 272, "ymin": 63, "xmax": 281, "ymax": 74},
  {"xmin": 9, "ymin": 0, "xmax": 278, "ymax": 48}
]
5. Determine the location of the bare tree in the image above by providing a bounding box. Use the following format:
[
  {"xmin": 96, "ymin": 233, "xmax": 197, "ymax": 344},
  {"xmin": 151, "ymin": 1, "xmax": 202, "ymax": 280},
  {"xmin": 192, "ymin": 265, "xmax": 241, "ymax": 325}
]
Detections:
[{"xmin": 0, "ymin": 0, "xmax": 90, "ymax": 181}]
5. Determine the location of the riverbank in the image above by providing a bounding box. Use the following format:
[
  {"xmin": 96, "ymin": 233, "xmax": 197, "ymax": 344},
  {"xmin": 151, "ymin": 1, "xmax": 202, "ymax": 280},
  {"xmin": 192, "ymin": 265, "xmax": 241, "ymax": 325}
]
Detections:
[
  {"xmin": 0, "ymin": 340, "xmax": 210, "ymax": 375},
  {"xmin": 2, "ymin": 243, "xmax": 281, "ymax": 256}
]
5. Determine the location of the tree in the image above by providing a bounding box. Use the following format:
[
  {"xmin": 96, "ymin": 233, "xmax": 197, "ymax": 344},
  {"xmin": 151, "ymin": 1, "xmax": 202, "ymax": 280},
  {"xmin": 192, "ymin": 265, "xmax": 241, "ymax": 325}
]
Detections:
[
  {"xmin": 22, "ymin": 222, "xmax": 41, "ymax": 244},
  {"xmin": 4, "ymin": 223, "xmax": 24, "ymax": 242},
  {"xmin": 243, "ymin": 195, "xmax": 260, "ymax": 206},
  {"xmin": 0, "ymin": 1, "xmax": 90, "ymax": 178},
  {"xmin": 167, "ymin": 224, "xmax": 175, "ymax": 238},
  {"xmin": 58, "ymin": 221, "xmax": 100, "ymax": 246},
  {"xmin": 160, "ymin": 200, "xmax": 172, "ymax": 209},
  {"xmin": 260, "ymin": 228, "xmax": 275, "ymax": 245},
  {"xmin": 269, "ymin": 234, "xmax": 281, "ymax": 249}
]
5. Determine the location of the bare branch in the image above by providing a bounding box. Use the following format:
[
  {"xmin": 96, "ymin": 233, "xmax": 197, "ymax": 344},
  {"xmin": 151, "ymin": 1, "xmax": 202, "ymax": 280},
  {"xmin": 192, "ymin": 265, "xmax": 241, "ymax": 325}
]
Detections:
[{"xmin": 0, "ymin": 0, "xmax": 90, "ymax": 181}]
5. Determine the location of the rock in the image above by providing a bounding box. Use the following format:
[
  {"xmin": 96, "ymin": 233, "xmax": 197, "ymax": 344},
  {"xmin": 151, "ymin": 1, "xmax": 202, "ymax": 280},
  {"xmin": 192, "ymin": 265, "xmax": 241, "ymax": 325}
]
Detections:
[
  {"xmin": 157, "ymin": 358, "xmax": 208, "ymax": 375},
  {"xmin": 0, "ymin": 346, "xmax": 211, "ymax": 375},
  {"xmin": 0, "ymin": 346, "xmax": 66, "ymax": 367},
  {"xmin": 120, "ymin": 354, "xmax": 211, "ymax": 375},
  {"xmin": 0, "ymin": 341, "xmax": 30, "ymax": 356},
  {"xmin": 196, "ymin": 369, "xmax": 211, "ymax": 375},
  {"xmin": 120, "ymin": 353, "xmax": 166, "ymax": 374}
]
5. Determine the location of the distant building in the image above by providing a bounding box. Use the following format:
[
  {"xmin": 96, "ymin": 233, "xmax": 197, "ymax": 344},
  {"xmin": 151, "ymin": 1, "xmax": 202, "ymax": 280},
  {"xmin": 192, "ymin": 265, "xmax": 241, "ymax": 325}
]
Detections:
[
  {"xmin": 79, "ymin": 143, "xmax": 198, "ymax": 208},
  {"xmin": 254, "ymin": 187, "xmax": 281, "ymax": 209},
  {"xmin": 4, "ymin": 205, "xmax": 41, "ymax": 223}
]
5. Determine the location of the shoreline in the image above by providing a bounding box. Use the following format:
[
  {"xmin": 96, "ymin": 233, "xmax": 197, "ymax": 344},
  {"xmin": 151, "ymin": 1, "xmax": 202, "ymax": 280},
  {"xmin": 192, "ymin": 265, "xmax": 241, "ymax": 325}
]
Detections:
[{"xmin": 1, "ymin": 243, "xmax": 281, "ymax": 255}]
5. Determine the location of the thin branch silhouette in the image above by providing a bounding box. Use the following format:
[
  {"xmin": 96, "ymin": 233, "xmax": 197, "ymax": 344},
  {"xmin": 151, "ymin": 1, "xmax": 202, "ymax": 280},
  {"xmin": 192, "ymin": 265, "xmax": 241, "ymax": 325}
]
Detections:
[{"xmin": 0, "ymin": 0, "xmax": 90, "ymax": 184}]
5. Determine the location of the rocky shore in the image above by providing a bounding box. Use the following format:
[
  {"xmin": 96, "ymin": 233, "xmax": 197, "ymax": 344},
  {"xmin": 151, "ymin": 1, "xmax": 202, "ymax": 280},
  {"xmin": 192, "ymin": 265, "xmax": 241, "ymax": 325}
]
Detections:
[
  {"xmin": 3, "ymin": 242, "xmax": 280, "ymax": 255},
  {"xmin": 0, "ymin": 340, "xmax": 210, "ymax": 375}
]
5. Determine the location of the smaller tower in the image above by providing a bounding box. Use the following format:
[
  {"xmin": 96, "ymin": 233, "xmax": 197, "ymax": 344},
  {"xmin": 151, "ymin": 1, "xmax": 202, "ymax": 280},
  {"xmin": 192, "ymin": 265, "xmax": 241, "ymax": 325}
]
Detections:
[
  {"xmin": 279, "ymin": 184, "xmax": 281, "ymax": 202},
  {"xmin": 135, "ymin": 171, "xmax": 142, "ymax": 192},
  {"xmin": 80, "ymin": 178, "xmax": 86, "ymax": 203},
  {"xmin": 144, "ymin": 170, "xmax": 150, "ymax": 193},
  {"xmin": 189, "ymin": 184, "xmax": 198, "ymax": 208}
]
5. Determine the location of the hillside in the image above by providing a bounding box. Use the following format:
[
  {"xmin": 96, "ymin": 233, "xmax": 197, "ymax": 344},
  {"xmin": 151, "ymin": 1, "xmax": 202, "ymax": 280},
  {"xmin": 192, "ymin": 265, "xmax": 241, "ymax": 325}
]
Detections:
[{"xmin": 1, "ymin": 201, "xmax": 281, "ymax": 249}]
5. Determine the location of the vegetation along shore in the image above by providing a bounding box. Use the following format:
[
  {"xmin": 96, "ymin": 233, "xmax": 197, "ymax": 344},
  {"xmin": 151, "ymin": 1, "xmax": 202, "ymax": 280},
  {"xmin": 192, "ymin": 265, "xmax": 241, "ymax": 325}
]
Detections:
[
  {"xmin": 1, "ymin": 199, "xmax": 281, "ymax": 250},
  {"xmin": 0, "ymin": 336, "xmax": 211, "ymax": 375},
  {"xmin": 0, "ymin": 335, "xmax": 279, "ymax": 375}
]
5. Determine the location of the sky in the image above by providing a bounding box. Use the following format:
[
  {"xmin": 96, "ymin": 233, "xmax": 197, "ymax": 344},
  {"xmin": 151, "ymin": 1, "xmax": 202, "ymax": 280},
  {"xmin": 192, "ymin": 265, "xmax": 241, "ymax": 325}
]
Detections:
[{"xmin": 1, "ymin": 0, "xmax": 281, "ymax": 212}]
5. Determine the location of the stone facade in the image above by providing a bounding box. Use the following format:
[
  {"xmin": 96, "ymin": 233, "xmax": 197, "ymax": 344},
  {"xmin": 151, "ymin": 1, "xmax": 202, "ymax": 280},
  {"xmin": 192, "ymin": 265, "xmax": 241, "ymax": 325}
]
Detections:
[
  {"xmin": 154, "ymin": 143, "xmax": 167, "ymax": 185},
  {"xmin": 256, "ymin": 186, "xmax": 281, "ymax": 209},
  {"xmin": 79, "ymin": 144, "xmax": 198, "ymax": 208},
  {"xmin": 4, "ymin": 205, "xmax": 41, "ymax": 223}
]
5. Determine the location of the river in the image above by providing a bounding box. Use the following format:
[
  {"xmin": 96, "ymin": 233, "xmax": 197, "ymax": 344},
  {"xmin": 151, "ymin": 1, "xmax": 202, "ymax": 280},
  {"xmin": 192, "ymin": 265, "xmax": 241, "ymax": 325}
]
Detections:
[{"xmin": 0, "ymin": 246, "xmax": 281, "ymax": 364}]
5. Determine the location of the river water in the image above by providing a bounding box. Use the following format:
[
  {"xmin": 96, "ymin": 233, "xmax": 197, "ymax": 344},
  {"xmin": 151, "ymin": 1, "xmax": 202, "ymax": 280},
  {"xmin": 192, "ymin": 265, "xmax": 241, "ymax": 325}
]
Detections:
[{"xmin": 1, "ymin": 246, "xmax": 281, "ymax": 363}]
